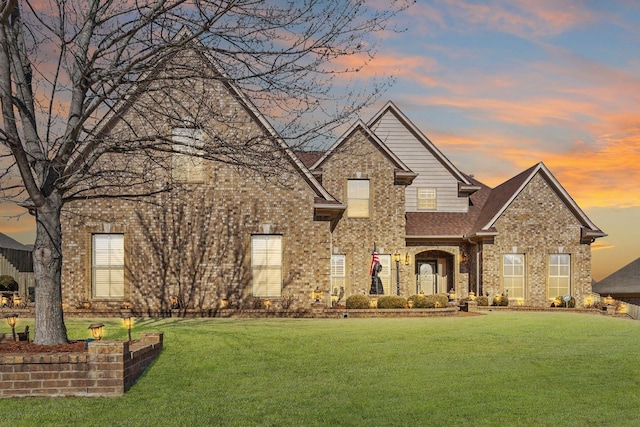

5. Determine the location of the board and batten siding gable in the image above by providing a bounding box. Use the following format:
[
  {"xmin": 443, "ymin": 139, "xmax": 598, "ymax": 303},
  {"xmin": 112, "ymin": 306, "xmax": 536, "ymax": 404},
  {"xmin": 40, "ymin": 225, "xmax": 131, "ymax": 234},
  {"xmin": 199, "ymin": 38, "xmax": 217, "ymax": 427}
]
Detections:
[{"xmin": 370, "ymin": 111, "xmax": 468, "ymax": 213}]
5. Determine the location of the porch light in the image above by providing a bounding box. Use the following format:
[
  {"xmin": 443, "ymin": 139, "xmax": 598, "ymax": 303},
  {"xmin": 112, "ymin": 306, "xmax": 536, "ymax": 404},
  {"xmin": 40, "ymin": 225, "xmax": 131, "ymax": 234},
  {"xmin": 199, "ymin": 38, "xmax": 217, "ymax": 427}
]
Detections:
[
  {"xmin": 404, "ymin": 252, "xmax": 411, "ymax": 266},
  {"xmin": 4, "ymin": 313, "xmax": 18, "ymax": 341},
  {"xmin": 88, "ymin": 323, "xmax": 105, "ymax": 340},
  {"xmin": 122, "ymin": 316, "xmax": 133, "ymax": 342},
  {"xmin": 460, "ymin": 252, "xmax": 468, "ymax": 263}
]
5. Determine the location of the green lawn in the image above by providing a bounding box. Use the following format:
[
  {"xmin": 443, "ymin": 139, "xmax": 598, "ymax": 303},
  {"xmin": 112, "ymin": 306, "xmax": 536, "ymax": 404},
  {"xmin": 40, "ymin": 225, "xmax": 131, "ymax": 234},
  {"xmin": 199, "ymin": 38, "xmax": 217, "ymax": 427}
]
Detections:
[{"xmin": 3, "ymin": 312, "xmax": 640, "ymax": 427}]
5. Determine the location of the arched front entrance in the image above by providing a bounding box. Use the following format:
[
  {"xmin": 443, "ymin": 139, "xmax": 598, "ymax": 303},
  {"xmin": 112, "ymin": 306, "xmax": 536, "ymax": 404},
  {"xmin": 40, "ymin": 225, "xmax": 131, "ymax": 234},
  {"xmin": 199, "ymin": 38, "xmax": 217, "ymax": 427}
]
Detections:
[{"xmin": 415, "ymin": 250, "xmax": 454, "ymax": 295}]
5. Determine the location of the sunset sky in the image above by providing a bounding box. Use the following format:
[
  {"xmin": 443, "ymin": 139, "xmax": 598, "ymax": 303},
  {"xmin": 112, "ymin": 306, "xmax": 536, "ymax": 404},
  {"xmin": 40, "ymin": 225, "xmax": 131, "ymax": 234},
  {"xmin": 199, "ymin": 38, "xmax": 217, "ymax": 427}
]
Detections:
[{"xmin": 2, "ymin": 0, "xmax": 639, "ymax": 281}]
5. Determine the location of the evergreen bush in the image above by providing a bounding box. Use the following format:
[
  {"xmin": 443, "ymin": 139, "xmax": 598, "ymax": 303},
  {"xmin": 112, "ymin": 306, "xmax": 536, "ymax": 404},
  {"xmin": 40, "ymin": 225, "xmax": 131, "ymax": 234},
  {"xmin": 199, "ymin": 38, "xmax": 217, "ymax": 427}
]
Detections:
[
  {"xmin": 408, "ymin": 294, "xmax": 432, "ymax": 308},
  {"xmin": 345, "ymin": 294, "xmax": 371, "ymax": 309},
  {"xmin": 376, "ymin": 295, "xmax": 407, "ymax": 309},
  {"xmin": 476, "ymin": 296, "xmax": 489, "ymax": 306},
  {"xmin": 492, "ymin": 294, "xmax": 509, "ymax": 306}
]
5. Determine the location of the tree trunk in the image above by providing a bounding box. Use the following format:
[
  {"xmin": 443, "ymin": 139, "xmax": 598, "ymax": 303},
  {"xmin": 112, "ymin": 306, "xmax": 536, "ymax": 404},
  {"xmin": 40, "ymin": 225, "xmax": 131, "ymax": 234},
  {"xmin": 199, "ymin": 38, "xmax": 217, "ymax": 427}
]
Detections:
[{"xmin": 32, "ymin": 193, "xmax": 68, "ymax": 345}]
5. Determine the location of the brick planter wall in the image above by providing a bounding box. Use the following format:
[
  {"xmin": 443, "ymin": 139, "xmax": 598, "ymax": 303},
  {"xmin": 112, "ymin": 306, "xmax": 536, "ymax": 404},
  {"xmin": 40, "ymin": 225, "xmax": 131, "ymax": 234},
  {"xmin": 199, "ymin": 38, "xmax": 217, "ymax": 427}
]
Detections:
[{"xmin": 0, "ymin": 332, "xmax": 162, "ymax": 398}]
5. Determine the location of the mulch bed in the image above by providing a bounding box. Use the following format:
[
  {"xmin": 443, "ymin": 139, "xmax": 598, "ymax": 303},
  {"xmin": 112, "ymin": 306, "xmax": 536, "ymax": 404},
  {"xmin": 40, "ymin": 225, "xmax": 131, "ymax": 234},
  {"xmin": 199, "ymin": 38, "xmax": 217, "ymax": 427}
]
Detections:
[{"xmin": 0, "ymin": 340, "xmax": 87, "ymax": 353}]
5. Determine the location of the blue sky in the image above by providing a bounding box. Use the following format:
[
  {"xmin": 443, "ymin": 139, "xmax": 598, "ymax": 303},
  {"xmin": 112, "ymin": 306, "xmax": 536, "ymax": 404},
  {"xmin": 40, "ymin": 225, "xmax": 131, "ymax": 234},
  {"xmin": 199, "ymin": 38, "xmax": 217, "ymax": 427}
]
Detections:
[
  {"xmin": 345, "ymin": 0, "xmax": 640, "ymax": 280},
  {"xmin": 2, "ymin": 0, "xmax": 639, "ymax": 281}
]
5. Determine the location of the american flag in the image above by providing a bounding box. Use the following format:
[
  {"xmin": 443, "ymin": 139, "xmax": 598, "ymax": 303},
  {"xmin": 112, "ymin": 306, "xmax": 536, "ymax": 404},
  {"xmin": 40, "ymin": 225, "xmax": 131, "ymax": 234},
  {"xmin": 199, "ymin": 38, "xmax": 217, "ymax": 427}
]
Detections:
[{"xmin": 369, "ymin": 244, "xmax": 380, "ymax": 276}]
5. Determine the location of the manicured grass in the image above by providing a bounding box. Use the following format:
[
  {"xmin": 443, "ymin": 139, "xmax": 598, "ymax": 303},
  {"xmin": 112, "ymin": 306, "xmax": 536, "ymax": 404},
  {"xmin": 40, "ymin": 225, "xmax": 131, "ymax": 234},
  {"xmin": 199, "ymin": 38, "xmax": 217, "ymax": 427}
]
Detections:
[{"xmin": 3, "ymin": 312, "xmax": 640, "ymax": 426}]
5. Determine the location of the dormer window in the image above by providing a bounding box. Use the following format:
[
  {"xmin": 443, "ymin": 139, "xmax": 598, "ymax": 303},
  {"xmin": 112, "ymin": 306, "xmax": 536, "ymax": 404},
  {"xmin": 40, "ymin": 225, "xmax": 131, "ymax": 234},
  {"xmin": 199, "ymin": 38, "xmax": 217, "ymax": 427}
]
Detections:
[{"xmin": 417, "ymin": 188, "xmax": 436, "ymax": 210}]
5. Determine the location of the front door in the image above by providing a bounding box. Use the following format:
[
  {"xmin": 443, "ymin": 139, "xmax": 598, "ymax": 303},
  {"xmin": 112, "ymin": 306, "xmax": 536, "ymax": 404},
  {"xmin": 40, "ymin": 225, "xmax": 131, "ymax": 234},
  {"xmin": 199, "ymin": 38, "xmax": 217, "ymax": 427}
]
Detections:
[{"xmin": 417, "ymin": 261, "xmax": 438, "ymax": 295}]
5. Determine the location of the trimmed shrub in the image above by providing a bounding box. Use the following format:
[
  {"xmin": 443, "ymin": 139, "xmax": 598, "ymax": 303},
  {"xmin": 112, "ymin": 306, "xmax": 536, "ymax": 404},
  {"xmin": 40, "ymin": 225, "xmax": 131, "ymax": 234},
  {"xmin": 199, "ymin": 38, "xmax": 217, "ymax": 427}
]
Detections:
[
  {"xmin": 476, "ymin": 296, "xmax": 489, "ymax": 306},
  {"xmin": 376, "ymin": 295, "xmax": 407, "ymax": 309},
  {"xmin": 346, "ymin": 294, "xmax": 371, "ymax": 309},
  {"xmin": 408, "ymin": 294, "xmax": 433, "ymax": 308},
  {"xmin": 434, "ymin": 293, "xmax": 450, "ymax": 308},
  {"xmin": 492, "ymin": 294, "xmax": 509, "ymax": 306}
]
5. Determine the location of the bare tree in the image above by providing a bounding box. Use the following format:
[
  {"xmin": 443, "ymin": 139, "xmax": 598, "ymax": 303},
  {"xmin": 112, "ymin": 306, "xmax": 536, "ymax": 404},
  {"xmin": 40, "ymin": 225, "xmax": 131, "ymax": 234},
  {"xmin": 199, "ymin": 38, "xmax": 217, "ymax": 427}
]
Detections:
[{"xmin": 0, "ymin": 0, "xmax": 412, "ymax": 344}]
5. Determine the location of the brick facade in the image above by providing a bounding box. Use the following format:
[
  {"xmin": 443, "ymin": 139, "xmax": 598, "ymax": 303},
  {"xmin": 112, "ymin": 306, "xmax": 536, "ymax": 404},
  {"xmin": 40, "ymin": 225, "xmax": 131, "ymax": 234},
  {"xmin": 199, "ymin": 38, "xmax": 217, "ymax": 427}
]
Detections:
[
  {"xmin": 320, "ymin": 128, "xmax": 407, "ymax": 296},
  {"xmin": 59, "ymin": 49, "xmax": 603, "ymax": 313},
  {"xmin": 481, "ymin": 174, "xmax": 592, "ymax": 307}
]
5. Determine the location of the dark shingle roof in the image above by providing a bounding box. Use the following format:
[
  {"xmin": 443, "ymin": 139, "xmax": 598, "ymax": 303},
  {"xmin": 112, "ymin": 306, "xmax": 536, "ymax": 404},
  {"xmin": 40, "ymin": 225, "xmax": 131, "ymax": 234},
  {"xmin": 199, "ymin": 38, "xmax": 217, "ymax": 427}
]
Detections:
[
  {"xmin": 294, "ymin": 151, "xmax": 325, "ymax": 169},
  {"xmin": 593, "ymin": 258, "xmax": 640, "ymax": 296},
  {"xmin": 0, "ymin": 233, "xmax": 31, "ymax": 251},
  {"xmin": 406, "ymin": 174, "xmax": 492, "ymax": 237}
]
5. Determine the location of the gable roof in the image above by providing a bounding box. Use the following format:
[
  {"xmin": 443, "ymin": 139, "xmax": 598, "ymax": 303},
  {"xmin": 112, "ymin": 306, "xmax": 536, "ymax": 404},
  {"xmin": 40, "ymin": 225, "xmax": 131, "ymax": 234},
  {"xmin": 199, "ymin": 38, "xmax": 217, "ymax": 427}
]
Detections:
[
  {"xmin": 367, "ymin": 101, "xmax": 476, "ymax": 189},
  {"xmin": 77, "ymin": 28, "xmax": 344, "ymax": 222},
  {"xmin": 469, "ymin": 162, "xmax": 605, "ymax": 242},
  {"xmin": 593, "ymin": 258, "xmax": 640, "ymax": 296},
  {"xmin": 310, "ymin": 120, "xmax": 417, "ymax": 185}
]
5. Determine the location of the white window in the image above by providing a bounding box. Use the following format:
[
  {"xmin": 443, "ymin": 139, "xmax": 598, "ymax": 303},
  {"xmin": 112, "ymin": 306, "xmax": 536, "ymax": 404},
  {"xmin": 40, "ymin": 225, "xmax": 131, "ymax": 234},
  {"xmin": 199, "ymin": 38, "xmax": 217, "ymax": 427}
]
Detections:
[
  {"xmin": 417, "ymin": 188, "xmax": 437, "ymax": 210},
  {"xmin": 503, "ymin": 254, "xmax": 525, "ymax": 299},
  {"xmin": 378, "ymin": 254, "xmax": 391, "ymax": 295},
  {"xmin": 93, "ymin": 234, "xmax": 125, "ymax": 298},
  {"xmin": 347, "ymin": 180, "xmax": 370, "ymax": 218},
  {"xmin": 331, "ymin": 255, "xmax": 346, "ymax": 296},
  {"xmin": 172, "ymin": 128, "xmax": 204, "ymax": 182},
  {"xmin": 548, "ymin": 254, "xmax": 571, "ymax": 299},
  {"xmin": 251, "ymin": 235, "xmax": 282, "ymax": 297}
]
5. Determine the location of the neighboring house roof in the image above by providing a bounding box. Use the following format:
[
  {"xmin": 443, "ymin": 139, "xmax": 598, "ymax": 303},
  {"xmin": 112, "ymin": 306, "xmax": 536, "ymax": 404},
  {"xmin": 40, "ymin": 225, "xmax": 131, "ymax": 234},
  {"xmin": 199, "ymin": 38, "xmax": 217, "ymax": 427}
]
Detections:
[
  {"xmin": 309, "ymin": 120, "xmax": 417, "ymax": 185},
  {"xmin": 593, "ymin": 258, "xmax": 640, "ymax": 296},
  {"xmin": 0, "ymin": 233, "xmax": 31, "ymax": 251},
  {"xmin": 0, "ymin": 233, "xmax": 33, "ymax": 273},
  {"xmin": 469, "ymin": 162, "xmax": 606, "ymax": 242}
]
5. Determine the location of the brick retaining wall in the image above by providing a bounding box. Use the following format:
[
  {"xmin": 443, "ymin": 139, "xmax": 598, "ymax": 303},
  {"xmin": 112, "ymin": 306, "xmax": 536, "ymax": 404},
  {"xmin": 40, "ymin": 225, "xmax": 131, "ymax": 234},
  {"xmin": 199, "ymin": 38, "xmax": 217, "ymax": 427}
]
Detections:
[{"xmin": 0, "ymin": 332, "xmax": 162, "ymax": 398}]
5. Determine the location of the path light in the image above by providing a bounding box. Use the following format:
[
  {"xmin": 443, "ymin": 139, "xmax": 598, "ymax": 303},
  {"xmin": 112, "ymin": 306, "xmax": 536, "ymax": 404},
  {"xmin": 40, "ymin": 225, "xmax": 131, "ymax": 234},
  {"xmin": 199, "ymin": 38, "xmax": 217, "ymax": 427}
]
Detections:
[
  {"xmin": 88, "ymin": 323, "xmax": 105, "ymax": 340},
  {"xmin": 4, "ymin": 313, "xmax": 18, "ymax": 341},
  {"xmin": 312, "ymin": 287, "xmax": 323, "ymax": 303},
  {"xmin": 122, "ymin": 316, "xmax": 133, "ymax": 342}
]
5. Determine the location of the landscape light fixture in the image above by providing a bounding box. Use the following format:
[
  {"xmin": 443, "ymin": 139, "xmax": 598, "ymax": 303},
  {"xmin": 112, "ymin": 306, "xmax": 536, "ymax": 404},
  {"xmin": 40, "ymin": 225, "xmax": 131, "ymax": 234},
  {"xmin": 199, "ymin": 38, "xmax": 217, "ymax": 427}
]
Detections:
[
  {"xmin": 4, "ymin": 313, "xmax": 18, "ymax": 341},
  {"xmin": 312, "ymin": 287, "xmax": 323, "ymax": 303},
  {"xmin": 88, "ymin": 323, "xmax": 105, "ymax": 340},
  {"xmin": 122, "ymin": 316, "xmax": 133, "ymax": 342}
]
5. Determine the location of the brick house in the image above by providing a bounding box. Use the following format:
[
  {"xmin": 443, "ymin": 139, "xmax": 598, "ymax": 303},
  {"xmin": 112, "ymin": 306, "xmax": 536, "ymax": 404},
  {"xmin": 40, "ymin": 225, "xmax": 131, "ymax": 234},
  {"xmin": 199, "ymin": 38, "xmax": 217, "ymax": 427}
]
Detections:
[
  {"xmin": 61, "ymin": 45, "xmax": 605, "ymax": 312},
  {"xmin": 304, "ymin": 101, "xmax": 605, "ymax": 308}
]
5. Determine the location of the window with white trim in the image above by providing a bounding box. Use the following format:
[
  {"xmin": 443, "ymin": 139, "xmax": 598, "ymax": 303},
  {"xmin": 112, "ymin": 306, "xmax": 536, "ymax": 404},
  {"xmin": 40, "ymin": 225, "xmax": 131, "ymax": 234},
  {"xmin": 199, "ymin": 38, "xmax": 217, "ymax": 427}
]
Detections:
[
  {"xmin": 548, "ymin": 254, "xmax": 571, "ymax": 299},
  {"xmin": 92, "ymin": 234, "xmax": 125, "ymax": 298},
  {"xmin": 347, "ymin": 179, "xmax": 370, "ymax": 217},
  {"xmin": 417, "ymin": 188, "xmax": 437, "ymax": 210},
  {"xmin": 331, "ymin": 254, "xmax": 346, "ymax": 296},
  {"xmin": 503, "ymin": 254, "xmax": 525, "ymax": 299},
  {"xmin": 172, "ymin": 128, "xmax": 204, "ymax": 182},
  {"xmin": 251, "ymin": 235, "xmax": 282, "ymax": 297}
]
